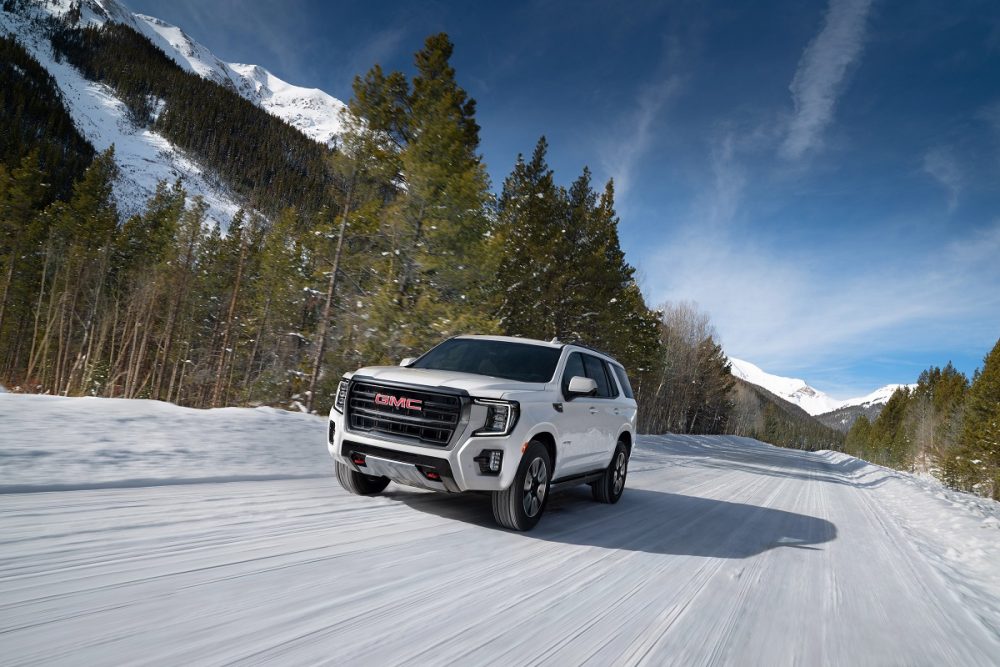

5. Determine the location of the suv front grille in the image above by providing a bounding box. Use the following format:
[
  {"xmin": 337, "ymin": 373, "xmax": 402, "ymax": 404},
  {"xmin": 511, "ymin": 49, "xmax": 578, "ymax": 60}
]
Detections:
[{"xmin": 347, "ymin": 380, "xmax": 464, "ymax": 446}]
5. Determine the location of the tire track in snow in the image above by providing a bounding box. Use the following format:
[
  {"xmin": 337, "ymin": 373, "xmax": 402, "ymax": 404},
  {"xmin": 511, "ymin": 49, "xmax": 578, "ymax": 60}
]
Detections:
[{"xmin": 2, "ymin": 436, "xmax": 999, "ymax": 665}]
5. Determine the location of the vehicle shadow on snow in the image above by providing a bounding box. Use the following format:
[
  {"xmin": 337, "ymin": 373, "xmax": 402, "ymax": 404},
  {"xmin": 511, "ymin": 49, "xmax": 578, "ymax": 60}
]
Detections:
[{"xmin": 384, "ymin": 486, "xmax": 837, "ymax": 558}]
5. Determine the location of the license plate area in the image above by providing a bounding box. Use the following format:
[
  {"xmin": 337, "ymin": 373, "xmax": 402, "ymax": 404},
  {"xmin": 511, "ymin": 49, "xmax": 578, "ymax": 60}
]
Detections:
[{"xmin": 363, "ymin": 455, "xmax": 444, "ymax": 491}]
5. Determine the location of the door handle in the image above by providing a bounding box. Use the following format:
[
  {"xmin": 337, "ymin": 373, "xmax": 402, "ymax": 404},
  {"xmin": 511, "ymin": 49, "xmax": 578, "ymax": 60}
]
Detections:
[{"xmin": 588, "ymin": 407, "xmax": 599, "ymax": 414}]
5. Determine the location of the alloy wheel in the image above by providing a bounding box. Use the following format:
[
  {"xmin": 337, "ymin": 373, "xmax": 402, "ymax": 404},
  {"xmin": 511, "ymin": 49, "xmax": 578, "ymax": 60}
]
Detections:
[{"xmin": 522, "ymin": 457, "xmax": 548, "ymax": 517}]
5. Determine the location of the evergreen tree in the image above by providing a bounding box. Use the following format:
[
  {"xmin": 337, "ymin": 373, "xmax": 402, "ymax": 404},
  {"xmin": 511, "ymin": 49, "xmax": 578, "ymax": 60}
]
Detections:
[
  {"xmin": 958, "ymin": 339, "xmax": 1000, "ymax": 498},
  {"xmin": 493, "ymin": 137, "xmax": 661, "ymax": 388},
  {"xmin": 243, "ymin": 207, "xmax": 309, "ymax": 405},
  {"xmin": 869, "ymin": 387, "xmax": 912, "ymax": 467},
  {"xmin": 493, "ymin": 137, "xmax": 565, "ymax": 338},
  {"xmin": 104, "ymin": 180, "xmax": 186, "ymax": 398},
  {"xmin": 845, "ymin": 414, "xmax": 873, "ymax": 458},
  {"xmin": 23, "ymin": 147, "xmax": 118, "ymax": 395},
  {"xmin": 687, "ymin": 336, "xmax": 734, "ymax": 433},
  {"xmin": 358, "ymin": 33, "xmax": 498, "ymax": 364},
  {"xmin": 903, "ymin": 361, "xmax": 969, "ymax": 474},
  {"xmin": 0, "ymin": 151, "xmax": 48, "ymax": 345}
]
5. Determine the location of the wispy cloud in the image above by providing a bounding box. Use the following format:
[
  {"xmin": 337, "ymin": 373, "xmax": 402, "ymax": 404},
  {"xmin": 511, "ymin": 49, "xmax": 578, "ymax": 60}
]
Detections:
[
  {"xmin": 981, "ymin": 100, "xmax": 1000, "ymax": 132},
  {"xmin": 644, "ymin": 217, "xmax": 1000, "ymax": 394},
  {"xmin": 601, "ymin": 76, "xmax": 682, "ymax": 203},
  {"xmin": 922, "ymin": 146, "xmax": 963, "ymax": 211},
  {"xmin": 335, "ymin": 25, "xmax": 408, "ymax": 93},
  {"xmin": 781, "ymin": 0, "xmax": 875, "ymax": 160}
]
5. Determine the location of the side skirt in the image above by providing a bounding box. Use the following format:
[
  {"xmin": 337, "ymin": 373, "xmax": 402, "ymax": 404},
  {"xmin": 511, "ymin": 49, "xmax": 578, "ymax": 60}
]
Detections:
[{"xmin": 549, "ymin": 469, "xmax": 605, "ymax": 494}]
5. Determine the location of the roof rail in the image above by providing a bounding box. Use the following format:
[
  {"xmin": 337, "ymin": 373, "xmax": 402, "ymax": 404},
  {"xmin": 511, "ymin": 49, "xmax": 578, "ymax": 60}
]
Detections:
[{"xmin": 563, "ymin": 339, "xmax": 617, "ymax": 361}]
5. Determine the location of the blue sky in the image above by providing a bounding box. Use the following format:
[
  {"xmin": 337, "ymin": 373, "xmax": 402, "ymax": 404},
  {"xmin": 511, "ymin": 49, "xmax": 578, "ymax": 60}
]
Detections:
[{"xmin": 127, "ymin": 0, "xmax": 1000, "ymax": 398}]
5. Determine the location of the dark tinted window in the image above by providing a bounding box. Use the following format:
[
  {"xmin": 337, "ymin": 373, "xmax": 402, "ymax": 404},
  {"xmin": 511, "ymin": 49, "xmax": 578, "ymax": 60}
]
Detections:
[
  {"xmin": 612, "ymin": 364, "xmax": 634, "ymax": 399},
  {"xmin": 561, "ymin": 352, "xmax": 586, "ymax": 394},
  {"xmin": 411, "ymin": 338, "xmax": 561, "ymax": 383},
  {"xmin": 583, "ymin": 354, "xmax": 613, "ymax": 398},
  {"xmin": 602, "ymin": 361, "xmax": 620, "ymax": 398}
]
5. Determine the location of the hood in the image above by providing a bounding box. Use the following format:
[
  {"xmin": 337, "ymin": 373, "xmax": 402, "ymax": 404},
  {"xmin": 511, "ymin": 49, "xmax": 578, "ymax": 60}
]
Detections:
[{"xmin": 348, "ymin": 366, "xmax": 548, "ymax": 396}]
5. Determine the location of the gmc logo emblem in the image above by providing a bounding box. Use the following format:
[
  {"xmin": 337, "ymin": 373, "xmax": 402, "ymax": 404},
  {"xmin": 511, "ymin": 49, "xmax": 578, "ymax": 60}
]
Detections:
[{"xmin": 374, "ymin": 393, "xmax": 422, "ymax": 411}]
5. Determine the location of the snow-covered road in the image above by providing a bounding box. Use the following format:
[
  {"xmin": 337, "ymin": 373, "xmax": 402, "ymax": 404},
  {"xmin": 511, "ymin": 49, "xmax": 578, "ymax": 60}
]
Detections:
[{"xmin": 2, "ymin": 396, "xmax": 999, "ymax": 665}]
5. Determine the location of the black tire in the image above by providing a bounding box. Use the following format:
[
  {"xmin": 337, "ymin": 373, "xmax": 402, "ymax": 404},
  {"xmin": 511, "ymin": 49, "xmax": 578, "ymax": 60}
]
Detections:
[
  {"xmin": 492, "ymin": 441, "xmax": 551, "ymax": 531},
  {"xmin": 591, "ymin": 440, "xmax": 628, "ymax": 504},
  {"xmin": 335, "ymin": 461, "xmax": 390, "ymax": 496}
]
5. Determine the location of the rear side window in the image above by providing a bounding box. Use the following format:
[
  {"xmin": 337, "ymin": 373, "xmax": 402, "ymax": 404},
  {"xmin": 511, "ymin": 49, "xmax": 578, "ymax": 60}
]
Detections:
[
  {"xmin": 611, "ymin": 364, "xmax": 634, "ymax": 399},
  {"xmin": 582, "ymin": 354, "xmax": 614, "ymax": 398}
]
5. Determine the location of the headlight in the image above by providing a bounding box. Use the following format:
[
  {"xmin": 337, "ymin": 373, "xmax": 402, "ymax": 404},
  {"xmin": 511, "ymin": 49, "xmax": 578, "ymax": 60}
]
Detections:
[
  {"xmin": 472, "ymin": 399, "xmax": 519, "ymax": 436},
  {"xmin": 334, "ymin": 380, "xmax": 348, "ymax": 413}
]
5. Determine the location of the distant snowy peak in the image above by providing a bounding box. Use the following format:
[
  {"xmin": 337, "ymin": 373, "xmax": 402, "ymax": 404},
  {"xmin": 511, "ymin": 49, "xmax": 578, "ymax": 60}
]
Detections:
[
  {"xmin": 730, "ymin": 357, "xmax": 913, "ymax": 417},
  {"xmin": 227, "ymin": 63, "xmax": 346, "ymax": 147},
  {"xmin": 839, "ymin": 384, "xmax": 913, "ymax": 410},
  {"xmin": 729, "ymin": 358, "xmax": 842, "ymax": 416}
]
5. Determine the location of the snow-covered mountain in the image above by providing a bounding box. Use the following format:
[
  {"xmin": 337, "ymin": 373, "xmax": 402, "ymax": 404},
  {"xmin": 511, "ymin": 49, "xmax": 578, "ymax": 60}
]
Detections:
[
  {"xmin": 134, "ymin": 14, "xmax": 345, "ymax": 146},
  {"xmin": 729, "ymin": 357, "xmax": 911, "ymax": 417},
  {"xmin": 0, "ymin": 0, "xmax": 346, "ymax": 223}
]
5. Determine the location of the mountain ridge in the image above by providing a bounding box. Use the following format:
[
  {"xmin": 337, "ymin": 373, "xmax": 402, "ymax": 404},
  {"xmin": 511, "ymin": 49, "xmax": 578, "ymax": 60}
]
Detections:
[{"xmin": 729, "ymin": 357, "xmax": 912, "ymax": 418}]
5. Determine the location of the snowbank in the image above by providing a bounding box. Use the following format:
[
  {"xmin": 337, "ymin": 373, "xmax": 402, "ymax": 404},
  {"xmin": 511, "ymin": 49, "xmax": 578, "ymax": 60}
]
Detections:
[{"xmin": 0, "ymin": 393, "xmax": 329, "ymax": 491}]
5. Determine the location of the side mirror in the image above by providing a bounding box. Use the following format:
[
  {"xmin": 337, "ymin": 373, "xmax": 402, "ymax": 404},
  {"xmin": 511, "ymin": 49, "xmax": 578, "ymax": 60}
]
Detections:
[
  {"xmin": 567, "ymin": 375, "xmax": 597, "ymax": 397},
  {"xmin": 399, "ymin": 357, "xmax": 415, "ymax": 367}
]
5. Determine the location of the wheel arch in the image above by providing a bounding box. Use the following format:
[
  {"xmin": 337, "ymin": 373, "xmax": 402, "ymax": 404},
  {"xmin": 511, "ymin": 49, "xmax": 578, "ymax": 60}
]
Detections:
[
  {"xmin": 617, "ymin": 429, "xmax": 632, "ymax": 454},
  {"xmin": 531, "ymin": 430, "xmax": 557, "ymax": 472}
]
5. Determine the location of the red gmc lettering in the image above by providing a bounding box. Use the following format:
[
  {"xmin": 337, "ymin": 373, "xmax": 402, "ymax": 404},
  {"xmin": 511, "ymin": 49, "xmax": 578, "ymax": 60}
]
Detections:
[{"xmin": 374, "ymin": 393, "xmax": 422, "ymax": 410}]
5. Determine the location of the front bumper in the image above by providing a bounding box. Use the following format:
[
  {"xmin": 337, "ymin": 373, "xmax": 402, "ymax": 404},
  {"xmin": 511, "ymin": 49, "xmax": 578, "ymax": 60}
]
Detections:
[{"xmin": 327, "ymin": 407, "xmax": 530, "ymax": 493}]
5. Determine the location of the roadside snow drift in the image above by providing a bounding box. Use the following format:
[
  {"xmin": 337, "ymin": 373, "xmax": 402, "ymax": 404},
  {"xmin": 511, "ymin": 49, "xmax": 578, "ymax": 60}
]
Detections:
[
  {"xmin": 1, "ymin": 394, "xmax": 999, "ymax": 664},
  {"xmin": 0, "ymin": 394, "xmax": 328, "ymax": 491}
]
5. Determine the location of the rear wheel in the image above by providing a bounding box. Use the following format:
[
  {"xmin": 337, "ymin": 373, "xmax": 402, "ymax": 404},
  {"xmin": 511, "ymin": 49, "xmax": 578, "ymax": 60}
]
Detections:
[
  {"xmin": 492, "ymin": 441, "xmax": 551, "ymax": 531},
  {"xmin": 591, "ymin": 440, "xmax": 628, "ymax": 503},
  {"xmin": 335, "ymin": 461, "xmax": 390, "ymax": 495}
]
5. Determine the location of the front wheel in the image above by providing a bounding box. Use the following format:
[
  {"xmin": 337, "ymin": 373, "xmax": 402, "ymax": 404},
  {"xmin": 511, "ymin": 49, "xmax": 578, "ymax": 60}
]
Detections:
[
  {"xmin": 335, "ymin": 461, "xmax": 390, "ymax": 496},
  {"xmin": 492, "ymin": 441, "xmax": 551, "ymax": 531},
  {"xmin": 591, "ymin": 440, "xmax": 628, "ymax": 503}
]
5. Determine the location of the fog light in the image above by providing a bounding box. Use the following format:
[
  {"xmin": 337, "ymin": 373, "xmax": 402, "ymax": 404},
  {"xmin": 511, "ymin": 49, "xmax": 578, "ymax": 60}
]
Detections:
[
  {"xmin": 328, "ymin": 420, "xmax": 336, "ymax": 443},
  {"xmin": 474, "ymin": 449, "xmax": 503, "ymax": 475}
]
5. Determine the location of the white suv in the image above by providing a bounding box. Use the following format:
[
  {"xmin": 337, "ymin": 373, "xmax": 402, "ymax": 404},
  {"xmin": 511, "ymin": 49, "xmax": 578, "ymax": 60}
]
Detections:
[{"xmin": 327, "ymin": 335, "xmax": 637, "ymax": 530}]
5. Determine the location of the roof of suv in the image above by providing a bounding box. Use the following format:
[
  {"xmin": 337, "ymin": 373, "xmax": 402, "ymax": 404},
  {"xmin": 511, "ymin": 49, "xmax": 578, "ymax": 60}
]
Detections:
[
  {"xmin": 455, "ymin": 334, "xmax": 563, "ymax": 349},
  {"xmin": 455, "ymin": 334, "xmax": 620, "ymax": 365}
]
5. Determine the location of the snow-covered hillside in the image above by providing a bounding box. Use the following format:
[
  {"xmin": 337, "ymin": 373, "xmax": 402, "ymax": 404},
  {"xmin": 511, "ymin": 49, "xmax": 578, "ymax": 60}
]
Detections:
[
  {"xmin": 2, "ymin": 393, "xmax": 998, "ymax": 663},
  {"xmin": 135, "ymin": 14, "xmax": 345, "ymax": 146},
  {"xmin": 0, "ymin": 3, "xmax": 242, "ymax": 224},
  {"xmin": 730, "ymin": 357, "xmax": 911, "ymax": 416},
  {"xmin": 0, "ymin": 0, "xmax": 346, "ymax": 224}
]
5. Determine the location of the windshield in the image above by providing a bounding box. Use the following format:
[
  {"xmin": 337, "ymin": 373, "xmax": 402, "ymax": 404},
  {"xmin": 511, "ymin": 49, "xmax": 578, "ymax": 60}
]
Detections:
[{"xmin": 411, "ymin": 338, "xmax": 562, "ymax": 383}]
